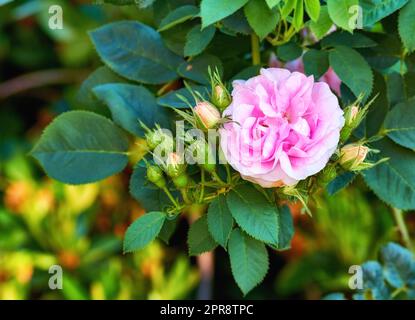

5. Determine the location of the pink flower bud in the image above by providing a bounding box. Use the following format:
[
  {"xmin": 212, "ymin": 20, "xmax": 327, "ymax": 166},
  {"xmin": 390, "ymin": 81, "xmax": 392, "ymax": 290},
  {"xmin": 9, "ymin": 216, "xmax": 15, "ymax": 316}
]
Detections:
[
  {"xmin": 212, "ymin": 85, "xmax": 231, "ymax": 111},
  {"xmin": 350, "ymin": 106, "xmax": 359, "ymax": 119},
  {"xmin": 194, "ymin": 101, "xmax": 221, "ymax": 129},
  {"xmin": 166, "ymin": 152, "xmax": 186, "ymax": 178},
  {"xmin": 340, "ymin": 144, "xmax": 369, "ymax": 171},
  {"xmin": 347, "ymin": 105, "xmax": 359, "ymax": 125}
]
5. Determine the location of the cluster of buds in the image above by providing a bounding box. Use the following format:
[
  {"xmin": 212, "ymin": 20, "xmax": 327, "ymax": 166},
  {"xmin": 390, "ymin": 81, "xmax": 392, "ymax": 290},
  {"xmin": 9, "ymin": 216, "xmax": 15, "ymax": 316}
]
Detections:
[{"xmin": 140, "ymin": 69, "xmax": 233, "ymax": 209}]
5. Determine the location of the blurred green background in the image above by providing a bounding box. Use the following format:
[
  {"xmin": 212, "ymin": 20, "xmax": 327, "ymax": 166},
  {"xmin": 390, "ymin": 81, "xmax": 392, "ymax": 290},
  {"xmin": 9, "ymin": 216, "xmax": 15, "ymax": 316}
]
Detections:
[{"xmin": 0, "ymin": 0, "xmax": 410, "ymax": 300}]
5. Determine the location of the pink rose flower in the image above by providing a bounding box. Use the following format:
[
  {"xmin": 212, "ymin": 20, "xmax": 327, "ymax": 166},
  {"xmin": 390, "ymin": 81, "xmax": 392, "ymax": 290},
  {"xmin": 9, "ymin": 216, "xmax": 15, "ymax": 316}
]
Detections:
[{"xmin": 220, "ymin": 68, "xmax": 345, "ymax": 188}]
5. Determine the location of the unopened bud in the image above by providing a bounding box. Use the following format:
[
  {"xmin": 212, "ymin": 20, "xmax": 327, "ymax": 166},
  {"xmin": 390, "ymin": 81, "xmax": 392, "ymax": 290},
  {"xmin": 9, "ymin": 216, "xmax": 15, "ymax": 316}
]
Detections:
[
  {"xmin": 340, "ymin": 104, "xmax": 368, "ymax": 142},
  {"xmin": 166, "ymin": 152, "xmax": 186, "ymax": 178},
  {"xmin": 212, "ymin": 85, "xmax": 231, "ymax": 111},
  {"xmin": 147, "ymin": 165, "xmax": 166, "ymax": 188},
  {"xmin": 344, "ymin": 105, "xmax": 359, "ymax": 126},
  {"xmin": 146, "ymin": 130, "xmax": 174, "ymax": 151},
  {"xmin": 173, "ymin": 174, "xmax": 189, "ymax": 188},
  {"xmin": 194, "ymin": 101, "xmax": 221, "ymax": 129},
  {"xmin": 340, "ymin": 144, "xmax": 369, "ymax": 171}
]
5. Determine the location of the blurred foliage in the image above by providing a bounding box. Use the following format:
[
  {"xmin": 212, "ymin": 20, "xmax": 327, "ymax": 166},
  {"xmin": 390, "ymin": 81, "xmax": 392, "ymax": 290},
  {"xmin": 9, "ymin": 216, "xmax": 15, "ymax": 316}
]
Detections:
[
  {"xmin": 0, "ymin": 0, "xmax": 198, "ymax": 300},
  {"xmin": 0, "ymin": 152, "xmax": 198, "ymax": 300},
  {"xmin": 275, "ymin": 184, "xmax": 396, "ymax": 299},
  {"xmin": 1, "ymin": 0, "xmax": 414, "ymax": 300}
]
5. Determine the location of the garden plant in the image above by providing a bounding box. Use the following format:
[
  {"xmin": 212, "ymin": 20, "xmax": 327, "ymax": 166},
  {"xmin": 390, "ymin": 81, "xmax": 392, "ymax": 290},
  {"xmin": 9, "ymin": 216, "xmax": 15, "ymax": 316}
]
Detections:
[{"xmin": 1, "ymin": 0, "xmax": 415, "ymax": 300}]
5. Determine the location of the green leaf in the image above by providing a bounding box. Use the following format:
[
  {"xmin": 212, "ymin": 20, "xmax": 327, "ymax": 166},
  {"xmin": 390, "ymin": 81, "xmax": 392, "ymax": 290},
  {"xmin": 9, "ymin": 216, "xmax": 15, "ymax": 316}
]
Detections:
[
  {"xmin": 188, "ymin": 215, "xmax": 218, "ymax": 256},
  {"xmin": 231, "ymin": 65, "xmax": 261, "ymax": 81},
  {"xmin": 305, "ymin": 0, "xmax": 320, "ymax": 22},
  {"xmin": 244, "ymin": 0, "xmax": 279, "ymax": 40},
  {"xmin": 228, "ymin": 228, "xmax": 269, "ymax": 295},
  {"xmin": 384, "ymin": 98, "xmax": 415, "ymax": 149},
  {"xmin": 281, "ymin": 0, "xmax": 297, "ymax": 19},
  {"xmin": 160, "ymin": 22, "xmax": 195, "ymax": 57},
  {"xmin": 361, "ymin": 0, "xmax": 409, "ymax": 27},
  {"xmin": 89, "ymin": 21, "xmax": 182, "ymax": 84},
  {"xmin": 381, "ymin": 242, "xmax": 415, "ymax": 289},
  {"xmin": 265, "ymin": 0, "xmax": 281, "ymax": 9},
  {"xmin": 101, "ymin": 0, "xmax": 153, "ymax": 6},
  {"xmin": 405, "ymin": 71, "xmax": 415, "ymax": 98},
  {"xmin": 76, "ymin": 66, "xmax": 125, "ymax": 117},
  {"xmin": 157, "ymin": 85, "xmax": 210, "ymax": 109},
  {"xmin": 158, "ymin": 218, "xmax": 179, "ymax": 244},
  {"xmin": 177, "ymin": 54, "xmax": 223, "ymax": 85},
  {"xmin": 200, "ymin": 0, "xmax": 250, "ymax": 28},
  {"xmin": 123, "ymin": 212, "xmax": 166, "ymax": 253},
  {"xmin": 276, "ymin": 205, "xmax": 294, "ymax": 250},
  {"xmin": 327, "ymin": 0, "xmax": 358, "ymax": 32},
  {"xmin": 303, "ymin": 49, "xmax": 329, "ymax": 79},
  {"xmin": 226, "ymin": 184, "xmax": 279, "ymax": 245},
  {"xmin": 93, "ymin": 83, "xmax": 170, "ymax": 137},
  {"xmin": 184, "ymin": 24, "xmax": 216, "ymax": 57},
  {"xmin": 363, "ymin": 138, "xmax": 415, "ymax": 210},
  {"xmin": 324, "ymin": 293, "xmax": 347, "ymax": 300},
  {"xmin": 327, "ymin": 172, "xmax": 356, "ymax": 195},
  {"xmin": 129, "ymin": 161, "xmax": 171, "ymax": 211},
  {"xmin": 329, "ymin": 46, "xmax": 373, "ymax": 100},
  {"xmin": 399, "ymin": 0, "xmax": 415, "ymax": 52},
  {"xmin": 366, "ymin": 71, "xmax": 389, "ymax": 137},
  {"xmin": 361, "ymin": 261, "xmax": 391, "ymax": 299},
  {"xmin": 309, "ymin": 5, "xmax": 333, "ymax": 40},
  {"xmin": 277, "ymin": 41, "xmax": 303, "ymax": 62},
  {"xmin": 221, "ymin": 10, "xmax": 252, "ymax": 35},
  {"xmin": 31, "ymin": 111, "xmax": 129, "ymax": 185},
  {"xmin": 293, "ymin": 0, "xmax": 304, "ymax": 31},
  {"xmin": 321, "ymin": 31, "xmax": 378, "ymax": 48},
  {"xmin": 158, "ymin": 5, "xmax": 199, "ymax": 32},
  {"xmin": 386, "ymin": 72, "xmax": 406, "ymax": 107},
  {"xmin": 207, "ymin": 195, "xmax": 234, "ymax": 248}
]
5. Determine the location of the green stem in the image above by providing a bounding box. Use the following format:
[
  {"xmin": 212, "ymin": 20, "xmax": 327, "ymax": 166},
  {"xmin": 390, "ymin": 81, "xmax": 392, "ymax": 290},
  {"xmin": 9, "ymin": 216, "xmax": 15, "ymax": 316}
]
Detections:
[
  {"xmin": 199, "ymin": 169, "xmax": 206, "ymax": 203},
  {"xmin": 392, "ymin": 208, "xmax": 413, "ymax": 250},
  {"xmin": 211, "ymin": 171, "xmax": 227, "ymax": 186},
  {"xmin": 180, "ymin": 188, "xmax": 191, "ymax": 204},
  {"xmin": 162, "ymin": 187, "xmax": 179, "ymax": 208},
  {"xmin": 391, "ymin": 286, "xmax": 407, "ymax": 299},
  {"xmin": 251, "ymin": 33, "xmax": 261, "ymax": 66}
]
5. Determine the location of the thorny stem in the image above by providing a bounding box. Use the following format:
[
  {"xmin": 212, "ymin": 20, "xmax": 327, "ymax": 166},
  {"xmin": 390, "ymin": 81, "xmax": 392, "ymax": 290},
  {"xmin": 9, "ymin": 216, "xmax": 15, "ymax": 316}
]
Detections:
[
  {"xmin": 203, "ymin": 187, "xmax": 231, "ymax": 202},
  {"xmin": 392, "ymin": 208, "xmax": 413, "ymax": 250}
]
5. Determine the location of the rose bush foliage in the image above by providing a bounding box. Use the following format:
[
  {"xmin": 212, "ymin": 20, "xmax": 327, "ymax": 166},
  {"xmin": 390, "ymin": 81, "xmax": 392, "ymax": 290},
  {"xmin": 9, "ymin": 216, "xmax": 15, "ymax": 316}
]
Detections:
[{"xmin": 31, "ymin": 0, "xmax": 415, "ymax": 295}]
